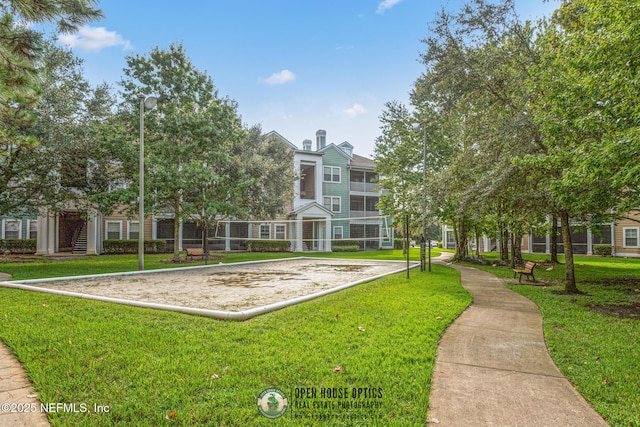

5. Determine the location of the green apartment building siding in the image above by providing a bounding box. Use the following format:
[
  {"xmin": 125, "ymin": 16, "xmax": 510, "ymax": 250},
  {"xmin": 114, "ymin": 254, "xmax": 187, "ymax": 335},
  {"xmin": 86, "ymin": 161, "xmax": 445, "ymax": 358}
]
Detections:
[
  {"xmin": 0, "ymin": 213, "xmax": 37, "ymax": 239},
  {"xmin": 321, "ymin": 146, "xmax": 350, "ymax": 221}
]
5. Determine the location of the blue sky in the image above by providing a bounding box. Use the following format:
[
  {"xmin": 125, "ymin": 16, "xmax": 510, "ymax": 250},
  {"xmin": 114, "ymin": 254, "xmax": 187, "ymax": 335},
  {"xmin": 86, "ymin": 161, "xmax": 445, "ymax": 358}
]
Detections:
[{"xmin": 54, "ymin": 0, "xmax": 558, "ymax": 157}]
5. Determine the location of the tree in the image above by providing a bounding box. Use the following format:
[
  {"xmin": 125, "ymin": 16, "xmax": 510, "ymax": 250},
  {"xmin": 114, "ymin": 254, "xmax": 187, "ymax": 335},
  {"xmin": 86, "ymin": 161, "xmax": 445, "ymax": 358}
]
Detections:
[
  {"xmin": 525, "ymin": 0, "xmax": 640, "ymax": 291},
  {"xmin": 118, "ymin": 43, "xmax": 245, "ymax": 261},
  {"xmin": 412, "ymin": 0, "xmax": 547, "ymax": 264},
  {"xmin": 374, "ymin": 101, "xmax": 423, "ymax": 253},
  {"xmin": 0, "ymin": 1, "xmax": 102, "ymax": 215},
  {"xmin": 180, "ymin": 125, "xmax": 295, "ymax": 259},
  {"xmin": 28, "ymin": 42, "xmax": 123, "ymax": 213}
]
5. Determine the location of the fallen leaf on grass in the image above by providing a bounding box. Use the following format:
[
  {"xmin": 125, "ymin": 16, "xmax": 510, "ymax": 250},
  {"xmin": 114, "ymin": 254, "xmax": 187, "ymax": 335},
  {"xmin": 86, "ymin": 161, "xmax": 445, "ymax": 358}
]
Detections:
[
  {"xmin": 210, "ymin": 374, "xmax": 220, "ymax": 380},
  {"xmin": 335, "ymin": 314, "xmax": 339, "ymax": 321},
  {"xmin": 334, "ymin": 366, "xmax": 342, "ymax": 373},
  {"xmin": 166, "ymin": 411, "xmax": 178, "ymax": 420},
  {"xmin": 436, "ymin": 316, "xmax": 443, "ymax": 320},
  {"xmin": 358, "ymin": 326, "xmax": 365, "ymax": 332},
  {"xmin": 604, "ymin": 377, "xmax": 610, "ymax": 384}
]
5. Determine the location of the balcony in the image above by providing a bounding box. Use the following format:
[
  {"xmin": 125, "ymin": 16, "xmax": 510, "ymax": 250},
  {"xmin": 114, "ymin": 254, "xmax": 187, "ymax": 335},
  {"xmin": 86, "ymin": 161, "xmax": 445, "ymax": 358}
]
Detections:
[{"xmin": 349, "ymin": 181, "xmax": 379, "ymax": 193}]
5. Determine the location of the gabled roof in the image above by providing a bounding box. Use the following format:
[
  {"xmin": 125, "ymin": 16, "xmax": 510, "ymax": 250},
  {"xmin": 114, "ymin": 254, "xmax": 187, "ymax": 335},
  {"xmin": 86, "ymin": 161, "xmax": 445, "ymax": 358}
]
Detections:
[
  {"xmin": 264, "ymin": 130, "xmax": 298, "ymax": 150},
  {"xmin": 318, "ymin": 143, "xmax": 352, "ymax": 160},
  {"xmin": 288, "ymin": 201, "xmax": 334, "ymax": 217},
  {"xmin": 351, "ymin": 153, "xmax": 375, "ymax": 169}
]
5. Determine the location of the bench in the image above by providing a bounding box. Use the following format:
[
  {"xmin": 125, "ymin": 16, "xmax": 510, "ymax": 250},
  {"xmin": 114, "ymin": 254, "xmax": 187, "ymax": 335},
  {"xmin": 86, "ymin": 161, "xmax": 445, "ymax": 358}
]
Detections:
[
  {"xmin": 513, "ymin": 261, "xmax": 537, "ymax": 283},
  {"xmin": 185, "ymin": 247, "xmax": 205, "ymax": 261}
]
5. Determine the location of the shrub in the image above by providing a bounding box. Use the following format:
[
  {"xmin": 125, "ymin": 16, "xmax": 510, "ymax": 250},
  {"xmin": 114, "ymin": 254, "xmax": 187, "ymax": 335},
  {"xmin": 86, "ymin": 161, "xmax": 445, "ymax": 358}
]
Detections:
[
  {"xmin": 0, "ymin": 239, "xmax": 36, "ymax": 254},
  {"xmin": 593, "ymin": 244, "xmax": 613, "ymax": 256},
  {"xmin": 332, "ymin": 245, "xmax": 360, "ymax": 252},
  {"xmin": 246, "ymin": 240, "xmax": 291, "ymax": 252},
  {"xmin": 332, "ymin": 240, "xmax": 361, "ymax": 250},
  {"xmin": 103, "ymin": 239, "xmax": 167, "ymax": 254}
]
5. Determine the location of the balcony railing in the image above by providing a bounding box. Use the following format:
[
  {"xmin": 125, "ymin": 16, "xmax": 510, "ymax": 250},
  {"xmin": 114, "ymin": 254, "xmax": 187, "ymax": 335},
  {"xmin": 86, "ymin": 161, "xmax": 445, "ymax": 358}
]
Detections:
[{"xmin": 350, "ymin": 182, "xmax": 379, "ymax": 193}]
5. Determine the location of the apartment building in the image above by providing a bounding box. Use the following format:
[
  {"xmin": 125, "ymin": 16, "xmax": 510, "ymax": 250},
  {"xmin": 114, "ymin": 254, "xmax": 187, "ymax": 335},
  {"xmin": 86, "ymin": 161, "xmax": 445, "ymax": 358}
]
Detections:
[{"xmin": 18, "ymin": 129, "xmax": 393, "ymax": 255}]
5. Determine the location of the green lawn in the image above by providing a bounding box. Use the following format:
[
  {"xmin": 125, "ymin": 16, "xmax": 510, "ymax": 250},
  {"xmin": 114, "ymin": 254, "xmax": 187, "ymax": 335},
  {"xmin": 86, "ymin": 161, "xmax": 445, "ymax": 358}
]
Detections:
[
  {"xmin": 0, "ymin": 249, "xmax": 467, "ymax": 426},
  {"xmin": 462, "ymin": 253, "xmax": 640, "ymax": 427}
]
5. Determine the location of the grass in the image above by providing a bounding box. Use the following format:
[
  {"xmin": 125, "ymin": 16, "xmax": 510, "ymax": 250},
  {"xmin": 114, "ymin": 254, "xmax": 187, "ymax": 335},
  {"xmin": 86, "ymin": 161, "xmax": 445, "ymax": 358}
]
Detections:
[
  {"xmin": 460, "ymin": 253, "xmax": 640, "ymax": 427},
  {"xmin": 0, "ymin": 248, "xmax": 441, "ymax": 281},
  {"xmin": 0, "ymin": 250, "xmax": 468, "ymax": 426}
]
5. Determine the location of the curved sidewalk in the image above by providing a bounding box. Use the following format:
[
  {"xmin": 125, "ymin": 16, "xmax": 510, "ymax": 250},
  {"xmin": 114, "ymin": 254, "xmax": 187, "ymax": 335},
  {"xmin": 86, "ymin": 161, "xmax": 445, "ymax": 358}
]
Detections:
[{"xmin": 428, "ymin": 261, "xmax": 608, "ymax": 426}]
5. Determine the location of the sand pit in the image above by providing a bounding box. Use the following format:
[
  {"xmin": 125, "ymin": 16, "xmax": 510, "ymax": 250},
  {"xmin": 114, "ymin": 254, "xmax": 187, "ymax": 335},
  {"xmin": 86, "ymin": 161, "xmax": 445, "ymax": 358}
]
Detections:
[{"xmin": 9, "ymin": 258, "xmax": 410, "ymax": 314}]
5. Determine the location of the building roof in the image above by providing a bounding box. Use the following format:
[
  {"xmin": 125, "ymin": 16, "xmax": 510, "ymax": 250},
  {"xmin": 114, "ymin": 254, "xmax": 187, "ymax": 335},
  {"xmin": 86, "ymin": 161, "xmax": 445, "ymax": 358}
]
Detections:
[{"xmin": 351, "ymin": 153, "xmax": 375, "ymax": 169}]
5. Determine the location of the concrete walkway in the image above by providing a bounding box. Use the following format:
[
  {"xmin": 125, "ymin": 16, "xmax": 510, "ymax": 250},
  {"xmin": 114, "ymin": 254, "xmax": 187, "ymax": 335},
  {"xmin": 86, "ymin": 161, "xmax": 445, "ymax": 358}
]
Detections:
[
  {"xmin": 0, "ymin": 342, "xmax": 50, "ymax": 427},
  {"xmin": 428, "ymin": 260, "xmax": 608, "ymax": 426}
]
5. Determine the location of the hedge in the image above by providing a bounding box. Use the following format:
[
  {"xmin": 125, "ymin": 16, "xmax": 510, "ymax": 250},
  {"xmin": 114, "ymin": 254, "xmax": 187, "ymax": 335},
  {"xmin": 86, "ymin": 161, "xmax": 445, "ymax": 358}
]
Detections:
[
  {"xmin": 593, "ymin": 244, "xmax": 613, "ymax": 256},
  {"xmin": 246, "ymin": 240, "xmax": 291, "ymax": 252},
  {"xmin": 331, "ymin": 245, "xmax": 360, "ymax": 252},
  {"xmin": 0, "ymin": 239, "xmax": 36, "ymax": 254},
  {"xmin": 103, "ymin": 239, "xmax": 167, "ymax": 254},
  {"xmin": 332, "ymin": 239, "xmax": 361, "ymax": 248}
]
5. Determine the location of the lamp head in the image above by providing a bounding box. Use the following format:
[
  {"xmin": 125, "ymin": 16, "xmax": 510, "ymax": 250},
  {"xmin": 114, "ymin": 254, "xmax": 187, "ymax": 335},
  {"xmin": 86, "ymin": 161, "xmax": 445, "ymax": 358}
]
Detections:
[{"xmin": 144, "ymin": 96, "xmax": 157, "ymax": 109}]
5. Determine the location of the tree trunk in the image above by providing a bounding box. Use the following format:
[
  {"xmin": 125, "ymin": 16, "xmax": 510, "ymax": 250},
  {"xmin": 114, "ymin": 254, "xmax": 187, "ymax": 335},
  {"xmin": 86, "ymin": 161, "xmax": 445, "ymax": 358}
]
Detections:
[
  {"xmin": 550, "ymin": 214, "xmax": 559, "ymax": 263},
  {"xmin": 202, "ymin": 220, "xmax": 209, "ymax": 264},
  {"xmin": 501, "ymin": 227, "xmax": 510, "ymax": 263},
  {"xmin": 510, "ymin": 231, "xmax": 523, "ymax": 269},
  {"xmin": 453, "ymin": 219, "xmax": 468, "ymax": 260},
  {"xmin": 173, "ymin": 214, "xmax": 181, "ymax": 262},
  {"xmin": 559, "ymin": 210, "xmax": 578, "ymax": 293}
]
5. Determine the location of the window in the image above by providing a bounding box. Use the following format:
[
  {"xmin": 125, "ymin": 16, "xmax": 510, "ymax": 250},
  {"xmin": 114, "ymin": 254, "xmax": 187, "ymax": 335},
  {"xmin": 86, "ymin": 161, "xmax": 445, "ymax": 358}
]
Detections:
[
  {"xmin": 106, "ymin": 221, "xmax": 122, "ymax": 240},
  {"xmin": 28, "ymin": 220, "xmax": 37, "ymax": 239},
  {"xmin": 333, "ymin": 226, "xmax": 343, "ymax": 240},
  {"xmin": 260, "ymin": 224, "xmax": 271, "ymax": 239},
  {"xmin": 323, "ymin": 196, "xmax": 341, "ymax": 213},
  {"xmin": 128, "ymin": 221, "xmax": 140, "ymax": 240},
  {"xmin": 3, "ymin": 219, "xmax": 21, "ymax": 239},
  {"xmin": 323, "ymin": 166, "xmax": 341, "ymax": 183},
  {"xmin": 623, "ymin": 227, "xmax": 639, "ymax": 248},
  {"xmin": 275, "ymin": 224, "xmax": 286, "ymax": 240}
]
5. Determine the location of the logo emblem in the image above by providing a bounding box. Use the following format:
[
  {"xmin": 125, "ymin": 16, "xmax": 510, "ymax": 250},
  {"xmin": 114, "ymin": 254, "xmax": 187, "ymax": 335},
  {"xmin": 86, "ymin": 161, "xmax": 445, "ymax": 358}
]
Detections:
[{"xmin": 257, "ymin": 388, "xmax": 288, "ymax": 419}]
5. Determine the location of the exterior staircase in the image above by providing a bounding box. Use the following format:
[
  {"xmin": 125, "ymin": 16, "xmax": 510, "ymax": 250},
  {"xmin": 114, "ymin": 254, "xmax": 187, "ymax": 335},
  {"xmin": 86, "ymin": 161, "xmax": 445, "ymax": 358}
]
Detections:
[{"xmin": 72, "ymin": 222, "xmax": 88, "ymax": 254}]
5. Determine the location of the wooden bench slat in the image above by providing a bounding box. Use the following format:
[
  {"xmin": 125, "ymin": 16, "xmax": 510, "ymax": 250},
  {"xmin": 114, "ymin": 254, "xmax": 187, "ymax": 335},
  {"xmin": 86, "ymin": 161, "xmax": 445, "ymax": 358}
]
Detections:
[{"xmin": 512, "ymin": 261, "xmax": 537, "ymax": 282}]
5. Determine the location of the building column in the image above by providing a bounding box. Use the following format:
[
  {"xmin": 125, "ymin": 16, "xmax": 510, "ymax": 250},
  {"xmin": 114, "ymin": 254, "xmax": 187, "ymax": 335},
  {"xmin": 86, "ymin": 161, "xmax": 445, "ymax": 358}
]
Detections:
[
  {"xmin": 152, "ymin": 216, "xmax": 158, "ymax": 240},
  {"xmin": 586, "ymin": 227, "xmax": 593, "ymax": 255},
  {"xmin": 325, "ymin": 219, "xmax": 332, "ymax": 251},
  {"xmin": 225, "ymin": 222, "xmax": 231, "ymax": 252},
  {"xmin": 178, "ymin": 218, "xmax": 184, "ymax": 252},
  {"xmin": 296, "ymin": 218, "xmax": 303, "ymax": 252},
  {"xmin": 85, "ymin": 210, "xmax": 98, "ymax": 255},
  {"xmin": 36, "ymin": 211, "xmax": 56, "ymax": 255}
]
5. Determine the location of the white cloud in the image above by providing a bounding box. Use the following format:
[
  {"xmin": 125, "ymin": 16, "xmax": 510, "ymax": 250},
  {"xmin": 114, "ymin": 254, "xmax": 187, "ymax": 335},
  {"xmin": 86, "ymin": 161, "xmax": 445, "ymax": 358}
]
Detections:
[
  {"xmin": 343, "ymin": 103, "xmax": 368, "ymax": 118},
  {"xmin": 57, "ymin": 25, "xmax": 132, "ymax": 52},
  {"xmin": 260, "ymin": 69, "xmax": 296, "ymax": 85},
  {"xmin": 376, "ymin": 0, "xmax": 403, "ymax": 14}
]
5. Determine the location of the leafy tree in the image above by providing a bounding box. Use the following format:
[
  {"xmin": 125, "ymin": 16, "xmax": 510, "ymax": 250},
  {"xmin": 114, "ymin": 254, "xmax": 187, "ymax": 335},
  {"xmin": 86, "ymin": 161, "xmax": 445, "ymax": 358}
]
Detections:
[
  {"xmin": 118, "ymin": 43, "xmax": 245, "ymax": 261},
  {"xmin": 0, "ymin": 0, "xmax": 102, "ymax": 215},
  {"xmin": 374, "ymin": 101, "xmax": 423, "ymax": 253},
  {"xmin": 119, "ymin": 43, "xmax": 294, "ymax": 261},
  {"xmin": 412, "ymin": 0, "xmax": 547, "ymax": 264},
  {"xmin": 29, "ymin": 42, "xmax": 123, "ymax": 214},
  {"xmin": 525, "ymin": 0, "xmax": 640, "ymax": 290}
]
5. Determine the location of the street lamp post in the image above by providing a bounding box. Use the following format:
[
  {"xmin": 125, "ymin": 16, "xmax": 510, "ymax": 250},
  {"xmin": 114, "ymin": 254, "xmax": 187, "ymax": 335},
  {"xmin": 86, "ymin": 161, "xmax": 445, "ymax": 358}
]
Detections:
[
  {"xmin": 414, "ymin": 120, "xmax": 430, "ymax": 272},
  {"xmin": 137, "ymin": 94, "xmax": 157, "ymax": 271}
]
